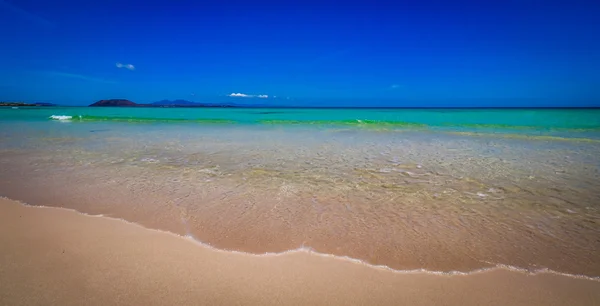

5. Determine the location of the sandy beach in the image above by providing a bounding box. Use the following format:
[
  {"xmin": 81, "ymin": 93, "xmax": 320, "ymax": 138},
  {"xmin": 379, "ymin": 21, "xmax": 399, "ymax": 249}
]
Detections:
[
  {"xmin": 1, "ymin": 197, "xmax": 599, "ymax": 306},
  {"xmin": 3, "ymin": 0, "xmax": 600, "ymax": 302}
]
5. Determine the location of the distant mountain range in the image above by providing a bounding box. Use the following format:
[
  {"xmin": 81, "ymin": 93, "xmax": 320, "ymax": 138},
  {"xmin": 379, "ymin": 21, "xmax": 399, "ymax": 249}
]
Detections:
[
  {"xmin": 151, "ymin": 99, "xmax": 239, "ymax": 107},
  {"xmin": 90, "ymin": 99, "xmax": 138, "ymax": 107},
  {"xmin": 152, "ymin": 99, "xmax": 199, "ymax": 106},
  {"xmin": 89, "ymin": 99, "xmax": 269, "ymax": 108},
  {"xmin": 0, "ymin": 102, "xmax": 56, "ymax": 107}
]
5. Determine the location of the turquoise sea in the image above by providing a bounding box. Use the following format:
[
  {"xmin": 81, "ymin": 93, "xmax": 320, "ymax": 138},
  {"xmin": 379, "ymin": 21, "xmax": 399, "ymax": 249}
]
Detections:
[
  {"xmin": 1, "ymin": 106, "xmax": 599, "ymax": 277},
  {"xmin": 3, "ymin": 106, "xmax": 600, "ymax": 130}
]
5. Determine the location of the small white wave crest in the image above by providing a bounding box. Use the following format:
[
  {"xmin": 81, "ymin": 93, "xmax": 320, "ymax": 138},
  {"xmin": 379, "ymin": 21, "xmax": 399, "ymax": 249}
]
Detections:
[{"xmin": 49, "ymin": 115, "xmax": 73, "ymax": 121}]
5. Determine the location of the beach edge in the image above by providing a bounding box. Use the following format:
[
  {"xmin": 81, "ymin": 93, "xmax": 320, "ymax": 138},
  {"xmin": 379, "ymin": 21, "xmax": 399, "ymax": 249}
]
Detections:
[{"xmin": 1, "ymin": 196, "xmax": 599, "ymax": 306}]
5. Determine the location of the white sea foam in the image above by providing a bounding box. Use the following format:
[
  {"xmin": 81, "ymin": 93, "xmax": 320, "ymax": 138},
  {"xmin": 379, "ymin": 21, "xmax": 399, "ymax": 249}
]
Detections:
[
  {"xmin": 49, "ymin": 115, "xmax": 73, "ymax": 121},
  {"xmin": 3, "ymin": 196, "xmax": 599, "ymax": 282},
  {"xmin": 140, "ymin": 158, "xmax": 160, "ymax": 163}
]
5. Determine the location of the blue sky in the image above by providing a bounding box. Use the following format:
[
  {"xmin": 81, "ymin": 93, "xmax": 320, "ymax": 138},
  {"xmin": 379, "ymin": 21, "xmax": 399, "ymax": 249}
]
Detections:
[{"xmin": 1, "ymin": 0, "xmax": 599, "ymax": 107}]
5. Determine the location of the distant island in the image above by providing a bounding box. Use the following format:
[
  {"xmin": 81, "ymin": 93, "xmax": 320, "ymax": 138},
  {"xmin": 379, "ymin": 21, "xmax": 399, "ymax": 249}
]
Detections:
[
  {"xmin": 89, "ymin": 99, "xmax": 237, "ymax": 108},
  {"xmin": 90, "ymin": 99, "xmax": 138, "ymax": 107},
  {"xmin": 0, "ymin": 102, "xmax": 56, "ymax": 107}
]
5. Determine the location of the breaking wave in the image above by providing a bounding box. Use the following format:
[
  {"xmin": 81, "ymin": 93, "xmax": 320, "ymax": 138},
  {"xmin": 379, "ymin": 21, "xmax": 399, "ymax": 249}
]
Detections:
[{"xmin": 49, "ymin": 115, "xmax": 73, "ymax": 121}]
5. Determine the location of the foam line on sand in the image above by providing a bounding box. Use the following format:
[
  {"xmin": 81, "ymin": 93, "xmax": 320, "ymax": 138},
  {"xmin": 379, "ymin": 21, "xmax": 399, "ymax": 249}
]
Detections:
[
  {"xmin": 5, "ymin": 196, "xmax": 597, "ymax": 281},
  {"xmin": 1, "ymin": 196, "xmax": 599, "ymax": 306}
]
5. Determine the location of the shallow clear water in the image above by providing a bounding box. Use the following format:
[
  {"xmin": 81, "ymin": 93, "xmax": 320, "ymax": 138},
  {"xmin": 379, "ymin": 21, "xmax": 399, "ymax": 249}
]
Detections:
[{"xmin": 1, "ymin": 107, "xmax": 599, "ymax": 276}]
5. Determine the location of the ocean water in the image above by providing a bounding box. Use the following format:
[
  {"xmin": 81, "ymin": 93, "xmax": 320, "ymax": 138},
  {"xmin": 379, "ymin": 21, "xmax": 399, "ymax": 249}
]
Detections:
[{"xmin": 1, "ymin": 107, "xmax": 600, "ymax": 277}]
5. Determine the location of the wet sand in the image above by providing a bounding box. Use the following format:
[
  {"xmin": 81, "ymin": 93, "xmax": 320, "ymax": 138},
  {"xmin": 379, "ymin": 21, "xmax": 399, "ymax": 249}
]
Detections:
[
  {"xmin": 1, "ymin": 126, "xmax": 600, "ymax": 277},
  {"xmin": 1, "ymin": 197, "xmax": 599, "ymax": 306}
]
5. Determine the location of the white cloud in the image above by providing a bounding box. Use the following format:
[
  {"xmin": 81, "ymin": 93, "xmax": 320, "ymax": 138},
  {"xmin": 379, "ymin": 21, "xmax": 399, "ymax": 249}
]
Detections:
[
  {"xmin": 116, "ymin": 62, "xmax": 135, "ymax": 71},
  {"xmin": 228, "ymin": 93, "xmax": 251, "ymax": 97},
  {"xmin": 228, "ymin": 93, "xmax": 269, "ymax": 98},
  {"xmin": 390, "ymin": 84, "xmax": 400, "ymax": 89}
]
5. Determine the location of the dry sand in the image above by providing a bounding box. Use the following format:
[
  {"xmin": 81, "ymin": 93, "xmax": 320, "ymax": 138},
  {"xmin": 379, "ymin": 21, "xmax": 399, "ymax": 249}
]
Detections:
[{"xmin": 1, "ymin": 197, "xmax": 599, "ymax": 306}]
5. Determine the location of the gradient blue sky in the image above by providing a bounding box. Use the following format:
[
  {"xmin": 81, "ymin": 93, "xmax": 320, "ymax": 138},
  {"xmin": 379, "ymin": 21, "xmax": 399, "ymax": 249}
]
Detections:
[{"xmin": 1, "ymin": 0, "xmax": 599, "ymax": 106}]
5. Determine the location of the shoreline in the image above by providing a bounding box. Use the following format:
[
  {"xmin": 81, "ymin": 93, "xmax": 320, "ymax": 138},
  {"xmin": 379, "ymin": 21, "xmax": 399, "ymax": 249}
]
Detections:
[
  {"xmin": 3, "ymin": 166, "xmax": 600, "ymax": 277},
  {"xmin": 3, "ymin": 197, "xmax": 598, "ymax": 281},
  {"xmin": 2, "ymin": 122, "xmax": 600, "ymax": 278},
  {"xmin": 1, "ymin": 196, "xmax": 599, "ymax": 305}
]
